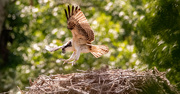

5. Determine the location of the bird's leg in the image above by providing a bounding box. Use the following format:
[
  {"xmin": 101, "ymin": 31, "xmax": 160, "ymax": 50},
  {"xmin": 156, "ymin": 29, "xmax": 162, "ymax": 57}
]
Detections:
[
  {"xmin": 62, "ymin": 40, "xmax": 73, "ymax": 53},
  {"xmin": 45, "ymin": 45, "xmax": 63, "ymax": 52},
  {"xmin": 69, "ymin": 49, "xmax": 80, "ymax": 65},
  {"xmin": 45, "ymin": 40, "xmax": 72, "ymax": 52},
  {"xmin": 61, "ymin": 52, "xmax": 76, "ymax": 64}
]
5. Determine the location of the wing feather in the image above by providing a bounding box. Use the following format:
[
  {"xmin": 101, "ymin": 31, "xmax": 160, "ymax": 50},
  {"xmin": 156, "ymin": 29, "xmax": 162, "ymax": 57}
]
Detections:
[
  {"xmin": 68, "ymin": 5, "xmax": 71, "ymax": 17},
  {"xmin": 75, "ymin": 6, "xmax": 78, "ymax": 13},
  {"xmin": 72, "ymin": 6, "xmax": 74, "ymax": 15},
  {"xmin": 64, "ymin": 5, "xmax": 94, "ymax": 43},
  {"xmin": 64, "ymin": 9, "xmax": 68, "ymax": 20}
]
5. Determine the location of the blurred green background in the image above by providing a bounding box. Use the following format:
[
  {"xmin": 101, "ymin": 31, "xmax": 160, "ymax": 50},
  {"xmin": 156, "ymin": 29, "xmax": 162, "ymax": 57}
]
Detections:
[{"xmin": 0, "ymin": 0, "xmax": 180, "ymax": 93}]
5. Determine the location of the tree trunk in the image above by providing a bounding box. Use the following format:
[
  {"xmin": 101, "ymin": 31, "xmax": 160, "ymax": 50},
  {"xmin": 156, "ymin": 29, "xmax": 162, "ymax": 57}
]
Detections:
[{"xmin": 0, "ymin": 0, "xmax": 9, "ymax": 67}]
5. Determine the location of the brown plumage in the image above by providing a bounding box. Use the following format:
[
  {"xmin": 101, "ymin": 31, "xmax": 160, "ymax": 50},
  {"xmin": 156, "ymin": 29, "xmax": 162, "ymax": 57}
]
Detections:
[
  {"xmin": 90, "ymin": 45, "xmax": 109, "ymax": 58},
  {"xmin": 64, "ymin": 5, "xmax": 94, "ymax": 43},
  {"xmin": 46, "ymin": 5, "xmax": 109, "ymax": 65}
]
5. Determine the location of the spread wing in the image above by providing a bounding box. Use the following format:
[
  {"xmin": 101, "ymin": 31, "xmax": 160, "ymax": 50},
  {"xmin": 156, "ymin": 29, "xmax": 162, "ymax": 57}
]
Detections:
[{"xmin": 64, "ymin": 5, "xmax": 94, "ymax": 43}]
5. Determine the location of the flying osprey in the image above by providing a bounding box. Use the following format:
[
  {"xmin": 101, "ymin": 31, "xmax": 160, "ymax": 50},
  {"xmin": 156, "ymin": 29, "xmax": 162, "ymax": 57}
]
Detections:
[{"xmin": 45, "ymin": 5, "xmax": 109, "ymax": 65}]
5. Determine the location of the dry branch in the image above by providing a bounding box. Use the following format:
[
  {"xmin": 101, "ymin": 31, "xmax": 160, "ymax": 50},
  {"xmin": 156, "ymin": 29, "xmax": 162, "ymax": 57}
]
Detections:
[{"xmin": 25, "ymin": 68, "xmax": 178, "ymax": 94}]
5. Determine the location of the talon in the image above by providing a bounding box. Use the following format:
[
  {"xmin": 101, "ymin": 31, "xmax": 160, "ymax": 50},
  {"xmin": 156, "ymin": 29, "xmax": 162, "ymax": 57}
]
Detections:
[
  {"xmin": 59, "ymin": 59, "xmax": 69, "ymax": 64},
  {"xmin": 63, "ymin": 60, "xmax": 69, "ymax": 64},
  {"xmin": 72, "ymin": 62, "xmax": 75, "ymax": 66},
  {"xmin": 63, "ymin": 61, "xmax": 69, "ymax": 64},
  {"xmin": 68, "ymin": 61, "xmax": 76, "ymax": 66}
]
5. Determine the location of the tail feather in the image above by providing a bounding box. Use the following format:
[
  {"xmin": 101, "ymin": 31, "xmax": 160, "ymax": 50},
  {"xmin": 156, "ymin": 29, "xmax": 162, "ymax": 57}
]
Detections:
[{"xmin": 90, "ymin": 45, "xmax": 109, "ymax": 58}]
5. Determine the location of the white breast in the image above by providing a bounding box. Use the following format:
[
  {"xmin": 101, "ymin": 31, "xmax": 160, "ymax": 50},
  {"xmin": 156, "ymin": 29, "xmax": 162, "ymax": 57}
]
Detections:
[
  {"xmin": 65, "ymin": 46, "xmax": 74, "ymax": 52},
  {"xmin": 80, "ymin": 45, "xmax": 90, "ymax": 53}
]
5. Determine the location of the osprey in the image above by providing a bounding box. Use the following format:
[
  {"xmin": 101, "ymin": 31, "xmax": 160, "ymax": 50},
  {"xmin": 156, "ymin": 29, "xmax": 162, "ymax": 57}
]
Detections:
[{"xmin": 46, "ymin": 5, "xmax": 109, "ymax": 65}]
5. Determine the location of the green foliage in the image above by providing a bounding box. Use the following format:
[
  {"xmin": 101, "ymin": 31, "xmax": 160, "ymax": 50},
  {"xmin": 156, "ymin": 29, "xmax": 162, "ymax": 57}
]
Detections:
[
  {"xmin": 0, "ymin": 0, "xmax": 179, "ymax": 93},
  {"xmin": 135, "ymin": 0, "xmax": 180, "ymax": 87}
]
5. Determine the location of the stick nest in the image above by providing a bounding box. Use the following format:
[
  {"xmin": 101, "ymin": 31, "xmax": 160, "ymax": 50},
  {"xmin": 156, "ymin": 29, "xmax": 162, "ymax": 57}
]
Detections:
[{"xmin": 25, "ymin": 67, "xmax": 177, "ymax": 94}]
